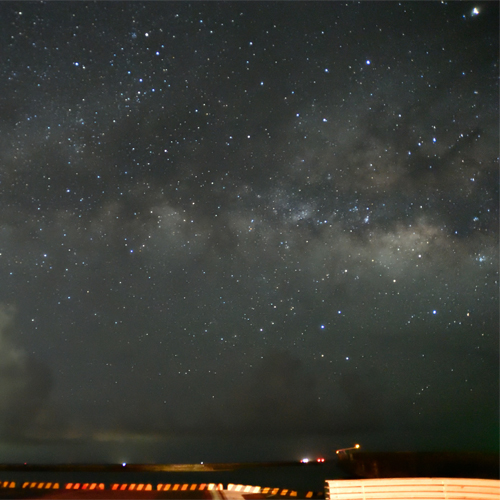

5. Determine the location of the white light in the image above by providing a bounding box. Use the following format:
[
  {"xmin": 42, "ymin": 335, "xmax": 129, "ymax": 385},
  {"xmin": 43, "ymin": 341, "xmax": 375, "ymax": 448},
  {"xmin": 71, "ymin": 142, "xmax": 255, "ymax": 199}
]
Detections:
[{"xmin": 366, "ymin": 60, "xmax": 371, "ymax": 65}]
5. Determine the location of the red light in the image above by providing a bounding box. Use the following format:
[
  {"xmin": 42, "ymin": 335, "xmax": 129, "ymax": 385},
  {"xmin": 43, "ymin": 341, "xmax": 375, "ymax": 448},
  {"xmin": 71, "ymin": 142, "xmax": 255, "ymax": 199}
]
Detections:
[{"xmin": 317, "ymin": 458, "xmax": 325, "ymax": 463}]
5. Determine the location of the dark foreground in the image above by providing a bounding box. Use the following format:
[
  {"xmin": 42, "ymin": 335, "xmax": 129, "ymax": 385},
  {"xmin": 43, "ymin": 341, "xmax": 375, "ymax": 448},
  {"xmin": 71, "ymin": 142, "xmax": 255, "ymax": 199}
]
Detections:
[
  {"xmin": 336, "ymin": 452, "xmax": 499, "ymax": 479},
  {"xmin": 0, "ymin": 453, "xmax": 497, "ymax": 499},
  {"xmin": 0, "ymin": 462, "xmax": 328, "ymax": 499},
  {"xmin": 0, "ymin": 484, "xmax": 322, "ymax": 500}
]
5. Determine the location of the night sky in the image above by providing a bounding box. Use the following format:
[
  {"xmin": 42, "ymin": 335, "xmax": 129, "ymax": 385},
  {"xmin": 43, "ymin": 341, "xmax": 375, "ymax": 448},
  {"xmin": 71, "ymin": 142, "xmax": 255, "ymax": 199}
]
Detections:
[{"xmin": 0, "ymin": 1, "xmax": 498, "ymax": 464}]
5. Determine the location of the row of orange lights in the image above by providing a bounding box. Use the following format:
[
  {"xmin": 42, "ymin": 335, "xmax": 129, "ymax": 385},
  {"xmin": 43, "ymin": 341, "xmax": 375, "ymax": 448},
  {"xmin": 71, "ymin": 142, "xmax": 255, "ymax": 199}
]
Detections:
[
  {"xmin": 111, "ymin": 483, "xmax": 153, "ymax": 491},
  {"xmin": 21, "ymin": 482, "xmax": 225, "ymax": 491},
  {"xmin": 23, "ymin": 482, "xmax": 61, "ymax": 489},
  {"xmin": 66, "ymin": 483, "xmax": 105, "ymax": 490},
  {"xmin": 20, "ymin": 482, "xmax": 105, "ymax": 490},
  {"xmin": 3, "ymin": 481, "xmax": 320, "ymax": 497},
  {"xmin": 228, "ymin": 484, "xmax": 262, "ymax": 493},
  {"xmin": 261, "ymin": 487, "xmax": 298, "ymax": 496},
  {"xmin": 156, "ymin": 483, "xmax": 222, "ymax": 491},
  {"xmin": 17, "ymin": 482, "xmax": 224, "ymax": 492}
]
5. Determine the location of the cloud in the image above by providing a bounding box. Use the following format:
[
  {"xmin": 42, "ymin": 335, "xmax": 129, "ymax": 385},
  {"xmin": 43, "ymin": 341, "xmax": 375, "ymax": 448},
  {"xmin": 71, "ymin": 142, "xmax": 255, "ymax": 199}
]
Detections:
[
  {"xmin": 0, "ymin": 305, "xmax": 52, "ymax": 441},
  {"xmin": 213, "ymin": 350, "xmax": 323, "ymax": 435}
]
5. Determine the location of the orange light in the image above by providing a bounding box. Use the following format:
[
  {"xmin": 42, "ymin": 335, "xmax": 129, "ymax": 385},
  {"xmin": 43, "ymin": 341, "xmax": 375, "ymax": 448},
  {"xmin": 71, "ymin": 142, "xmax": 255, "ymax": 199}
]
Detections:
[{"xmin": 336, "ymin": 444, "xmax": 361, "ymax": 454}]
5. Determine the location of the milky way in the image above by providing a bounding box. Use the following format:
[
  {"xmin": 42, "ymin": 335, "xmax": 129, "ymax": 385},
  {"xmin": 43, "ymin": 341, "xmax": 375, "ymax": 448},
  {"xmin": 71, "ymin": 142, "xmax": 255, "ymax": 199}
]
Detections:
[{"xmin": 0, "ymin": 2, "xmax": 497, "ymax": 462}]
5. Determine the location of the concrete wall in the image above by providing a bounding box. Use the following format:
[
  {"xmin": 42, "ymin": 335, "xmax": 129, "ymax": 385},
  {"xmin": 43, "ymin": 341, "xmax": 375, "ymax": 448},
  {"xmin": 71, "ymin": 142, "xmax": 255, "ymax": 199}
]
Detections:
[{"xmin": 325, "ymin": 477, "xmax": 500, "ymax": 500}]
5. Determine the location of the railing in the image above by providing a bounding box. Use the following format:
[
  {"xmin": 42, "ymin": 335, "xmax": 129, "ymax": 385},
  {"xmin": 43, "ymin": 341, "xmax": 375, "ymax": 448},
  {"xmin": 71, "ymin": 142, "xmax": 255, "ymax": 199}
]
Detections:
[{"xmin": 325, "ymin": 477, "xmax": 500, "ymax": 500}]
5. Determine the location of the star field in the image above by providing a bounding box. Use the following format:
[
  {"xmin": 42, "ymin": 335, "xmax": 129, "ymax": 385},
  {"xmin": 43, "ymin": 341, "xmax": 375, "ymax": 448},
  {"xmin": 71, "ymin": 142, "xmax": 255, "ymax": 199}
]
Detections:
[{"xmin": 0, "ymin": 2, "xmax": 498, "ymax": 462}]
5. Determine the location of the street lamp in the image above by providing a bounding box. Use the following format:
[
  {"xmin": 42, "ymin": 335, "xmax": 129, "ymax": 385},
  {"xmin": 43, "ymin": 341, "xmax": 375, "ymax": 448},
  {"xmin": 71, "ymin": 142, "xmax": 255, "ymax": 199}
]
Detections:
[{"xmin": 335, "ymin": 444, "xmax": 360, "ymax": 454}]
